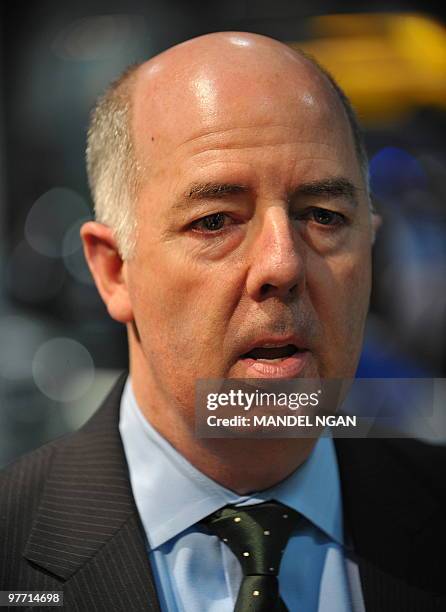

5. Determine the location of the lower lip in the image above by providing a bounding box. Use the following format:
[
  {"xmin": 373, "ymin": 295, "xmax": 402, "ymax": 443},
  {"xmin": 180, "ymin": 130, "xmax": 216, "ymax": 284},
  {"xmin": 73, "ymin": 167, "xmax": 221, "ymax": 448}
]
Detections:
[{"xmin": 240, "ymin": 351, "xmax": 309, "ymax": 378}]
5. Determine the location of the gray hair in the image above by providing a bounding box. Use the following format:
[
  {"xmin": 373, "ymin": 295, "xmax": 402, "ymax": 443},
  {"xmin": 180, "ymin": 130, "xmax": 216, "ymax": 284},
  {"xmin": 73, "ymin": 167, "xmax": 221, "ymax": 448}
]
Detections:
[
  {"xmin": 86, "ymin": 64, "xmax": 140, "ymax": 260},
  {"xmin": 86, "ymin": 52, "xmax": 369, "ymax": 260}
]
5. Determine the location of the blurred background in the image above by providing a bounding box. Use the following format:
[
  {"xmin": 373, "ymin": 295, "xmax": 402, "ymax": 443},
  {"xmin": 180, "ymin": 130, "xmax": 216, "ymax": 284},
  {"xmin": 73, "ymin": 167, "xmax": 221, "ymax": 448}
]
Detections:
[{"xmin": 1, "ymin": 1, "xmax": 445, "ymax": 466}]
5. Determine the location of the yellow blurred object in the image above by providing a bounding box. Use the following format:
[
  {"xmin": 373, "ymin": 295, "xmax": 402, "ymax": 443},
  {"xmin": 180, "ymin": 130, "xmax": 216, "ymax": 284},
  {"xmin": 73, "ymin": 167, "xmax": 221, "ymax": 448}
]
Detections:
[{"xmin": 289, "ymin": 13, "xmax": 446, "ymax": 124}]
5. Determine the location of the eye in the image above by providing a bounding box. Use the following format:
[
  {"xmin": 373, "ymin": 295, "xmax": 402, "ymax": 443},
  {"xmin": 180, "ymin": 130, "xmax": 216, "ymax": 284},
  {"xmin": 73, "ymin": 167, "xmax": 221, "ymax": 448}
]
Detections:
[
  {"xmin": 191, "ymin": 213, "xmax": 230, "ymax": 232},
  {"xmin": 307, "ymin": 208, "xmax": 346, "ymax": 226}
]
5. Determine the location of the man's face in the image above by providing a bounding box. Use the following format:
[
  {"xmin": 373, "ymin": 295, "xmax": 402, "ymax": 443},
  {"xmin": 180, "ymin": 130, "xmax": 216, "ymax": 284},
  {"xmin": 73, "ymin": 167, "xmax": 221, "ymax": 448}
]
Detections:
[{"xmin": 125, "ymin": 40, "xmax": 374, "ymax": 412}]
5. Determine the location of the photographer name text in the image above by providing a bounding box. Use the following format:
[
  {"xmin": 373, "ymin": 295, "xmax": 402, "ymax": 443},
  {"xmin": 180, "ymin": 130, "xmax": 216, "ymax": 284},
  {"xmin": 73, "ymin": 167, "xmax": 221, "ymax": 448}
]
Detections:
[{"xmin": 206, "ymin": 414, "xmax": 356, "ymax": 428}]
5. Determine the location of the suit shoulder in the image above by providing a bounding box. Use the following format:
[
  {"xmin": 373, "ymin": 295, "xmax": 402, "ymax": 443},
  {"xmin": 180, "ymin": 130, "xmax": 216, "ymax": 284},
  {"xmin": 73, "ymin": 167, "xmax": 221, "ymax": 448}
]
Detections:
[
  {"xmin": 0, "ymin": 443, "xmax": 52, "ymax": 516},
  {"xmin": 0, "ymin": 433, "xmax": 76, "ymax": 536},
  {"xmin": 383, "ymin": 437, "xmax": 446, "ymax": 504},
  {"xmin": 336, "ymin": 436, "xmax": 446, "ymax": 507}
]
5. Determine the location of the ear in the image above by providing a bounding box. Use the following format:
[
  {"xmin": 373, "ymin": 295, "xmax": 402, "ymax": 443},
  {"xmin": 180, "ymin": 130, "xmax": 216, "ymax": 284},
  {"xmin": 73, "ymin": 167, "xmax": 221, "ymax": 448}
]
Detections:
[{"xmin": 81, "ymin": 221, "xmax": 133, "ymax": 323}]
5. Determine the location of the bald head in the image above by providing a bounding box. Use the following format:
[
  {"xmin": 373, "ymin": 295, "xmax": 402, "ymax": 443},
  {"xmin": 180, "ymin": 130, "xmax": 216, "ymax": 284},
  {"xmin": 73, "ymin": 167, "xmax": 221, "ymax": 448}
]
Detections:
[{"xmin": 87, "ymin": 32, "xmax": 367, "ymax": 259}]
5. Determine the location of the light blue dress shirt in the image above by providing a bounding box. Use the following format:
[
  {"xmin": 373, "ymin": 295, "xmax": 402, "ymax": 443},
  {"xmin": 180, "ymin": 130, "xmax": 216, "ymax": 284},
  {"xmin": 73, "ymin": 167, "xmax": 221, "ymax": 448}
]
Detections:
[{"xmin": 119, "ymin": 378, "xmax": 365, "ymax": 612}]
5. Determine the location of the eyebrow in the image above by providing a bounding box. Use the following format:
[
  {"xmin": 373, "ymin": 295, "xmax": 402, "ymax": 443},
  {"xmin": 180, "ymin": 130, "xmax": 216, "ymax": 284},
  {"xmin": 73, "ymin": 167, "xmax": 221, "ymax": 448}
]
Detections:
[
  {"xmin": 291, "ymin": 177, "xmax": 358, "ymax": 206},
  {"xmin": 171, "ymin": 183, "xmax": 249, "ymax": 213},
  {"xmin": 187, "ymin": 182, "xmax": 248, "ymax": 200},
  {"xmin": 173, "ymin": 176, "xmax": 358, "ymax": 212}
]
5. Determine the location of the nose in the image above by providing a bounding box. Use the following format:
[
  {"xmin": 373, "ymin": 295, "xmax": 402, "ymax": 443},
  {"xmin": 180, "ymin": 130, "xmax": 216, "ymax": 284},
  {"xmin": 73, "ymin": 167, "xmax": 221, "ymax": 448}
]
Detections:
[{"xmin": 246, "ymin": 206, "xmax": 305, "ymax": 302}]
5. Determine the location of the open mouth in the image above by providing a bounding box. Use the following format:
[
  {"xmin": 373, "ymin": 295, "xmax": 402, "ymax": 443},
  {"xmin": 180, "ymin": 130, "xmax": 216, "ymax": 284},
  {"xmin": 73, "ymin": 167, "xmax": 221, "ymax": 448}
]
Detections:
[
  {"xmin": 241, "ymin": 344, "xmax": 301, "ymax": 362},
  {"xmin": 237, "ymin": 340, "xmax": 309, "ymax": 377}
]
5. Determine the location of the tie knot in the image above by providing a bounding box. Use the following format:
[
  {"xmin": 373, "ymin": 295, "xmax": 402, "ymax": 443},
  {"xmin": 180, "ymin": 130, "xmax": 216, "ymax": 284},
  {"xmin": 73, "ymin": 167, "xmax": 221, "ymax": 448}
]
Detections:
[{"xmin": 201, "ymin": 501, "xmax": 300, "ymax": 577}]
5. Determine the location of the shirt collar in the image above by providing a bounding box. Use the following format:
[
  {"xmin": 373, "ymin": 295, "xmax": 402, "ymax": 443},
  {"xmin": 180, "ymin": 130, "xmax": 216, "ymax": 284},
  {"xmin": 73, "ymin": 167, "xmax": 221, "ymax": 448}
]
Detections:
[{"xmin": 119, "ymin": 377, "xmax": 344, "ymax": 550}]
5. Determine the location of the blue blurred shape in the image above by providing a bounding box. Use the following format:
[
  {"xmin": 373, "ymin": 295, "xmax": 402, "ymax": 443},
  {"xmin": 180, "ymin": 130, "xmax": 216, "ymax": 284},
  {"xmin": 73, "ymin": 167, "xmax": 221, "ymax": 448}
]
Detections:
[
  {"xmin": 356, "ymin": 343, "xmax": 427, "ymax": 378},
  {"xmin": 369, "ymin": 146, "xmax": 427, "ymax": 199}
]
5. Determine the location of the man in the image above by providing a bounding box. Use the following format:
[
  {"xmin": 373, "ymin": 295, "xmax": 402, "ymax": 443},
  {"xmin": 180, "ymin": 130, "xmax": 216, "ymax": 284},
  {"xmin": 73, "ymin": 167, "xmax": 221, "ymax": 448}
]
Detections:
[{"xmin": 0, "ymin": 32, "xmax": 444, "ymax": 611}]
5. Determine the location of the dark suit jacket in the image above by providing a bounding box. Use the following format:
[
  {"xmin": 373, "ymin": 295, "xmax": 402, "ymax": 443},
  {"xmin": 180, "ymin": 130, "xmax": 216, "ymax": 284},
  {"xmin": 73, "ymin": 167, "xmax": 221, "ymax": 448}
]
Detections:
[{"xmin": 1, "ymin": 373, "xmax": 445, "ymax": 611}]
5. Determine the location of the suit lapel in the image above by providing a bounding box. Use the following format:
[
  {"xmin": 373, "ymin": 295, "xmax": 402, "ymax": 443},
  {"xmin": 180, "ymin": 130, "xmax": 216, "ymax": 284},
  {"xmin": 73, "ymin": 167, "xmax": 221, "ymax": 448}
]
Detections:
[
  {"xmin": 335, "ymin": 438, "xmax": 444, "ymax": 611},
  {"xmin": 23, "ymin": 372, "xmax": 161, "ymax": 611}
]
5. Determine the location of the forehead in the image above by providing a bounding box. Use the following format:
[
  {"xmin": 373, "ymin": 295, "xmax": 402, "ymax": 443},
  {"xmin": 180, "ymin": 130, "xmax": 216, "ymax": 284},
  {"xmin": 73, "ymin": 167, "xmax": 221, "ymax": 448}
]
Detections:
[{"xmin": 131, "ymin": 39, "xmax": 356, "ymax": 184}]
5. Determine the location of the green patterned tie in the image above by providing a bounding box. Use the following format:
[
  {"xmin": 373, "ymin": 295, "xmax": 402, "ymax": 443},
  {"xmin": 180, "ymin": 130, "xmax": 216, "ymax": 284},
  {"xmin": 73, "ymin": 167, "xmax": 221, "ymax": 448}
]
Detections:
[{"xmin": 201, "ymin": 501, "xmax": 301, "ymax": 611}]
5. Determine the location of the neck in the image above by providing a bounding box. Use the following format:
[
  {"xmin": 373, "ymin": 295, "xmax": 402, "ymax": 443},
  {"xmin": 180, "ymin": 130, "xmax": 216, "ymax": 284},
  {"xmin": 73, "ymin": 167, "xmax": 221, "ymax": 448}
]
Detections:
[{"xmin": 129, "ymin": 359, "xmax": 316, "ymax": 494}]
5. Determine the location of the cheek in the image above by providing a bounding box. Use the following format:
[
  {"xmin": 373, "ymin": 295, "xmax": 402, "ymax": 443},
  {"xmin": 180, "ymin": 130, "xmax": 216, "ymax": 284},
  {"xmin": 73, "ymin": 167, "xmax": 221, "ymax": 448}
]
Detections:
[
  {"xmin": 308, "ymin": 250, "xmax": 372, "ymax": 346},
  {"xmin": 127, "ymin": 246, "xmax": 243, "ymax": 364}
]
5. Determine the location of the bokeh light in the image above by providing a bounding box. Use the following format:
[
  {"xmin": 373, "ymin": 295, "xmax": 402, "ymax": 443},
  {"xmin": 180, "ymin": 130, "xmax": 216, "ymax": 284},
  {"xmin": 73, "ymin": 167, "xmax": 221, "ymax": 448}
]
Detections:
[
  {"xmin": 24, "ymin": 187, "xmax": 91, "ymax": 258},
  {"xmin": 32, "ymin": 337, "xmax": 95, "ymax": 402},
  {"xmin": 0, "ymin": 315, "xmax": 49, "ymax": 381}
]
